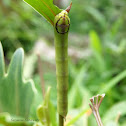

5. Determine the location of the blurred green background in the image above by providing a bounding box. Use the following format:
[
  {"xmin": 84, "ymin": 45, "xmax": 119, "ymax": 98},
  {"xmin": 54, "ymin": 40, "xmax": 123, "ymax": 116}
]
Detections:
[{"xmin": 0, "ymin": 0, "xmax": 126, "ymax": 126}]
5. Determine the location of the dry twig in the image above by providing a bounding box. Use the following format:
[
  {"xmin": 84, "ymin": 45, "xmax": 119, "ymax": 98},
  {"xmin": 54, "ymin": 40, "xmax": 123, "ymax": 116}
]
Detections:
[{"xmin": 89, "ymin": 94, "xmax": 105, "ymax": 126}]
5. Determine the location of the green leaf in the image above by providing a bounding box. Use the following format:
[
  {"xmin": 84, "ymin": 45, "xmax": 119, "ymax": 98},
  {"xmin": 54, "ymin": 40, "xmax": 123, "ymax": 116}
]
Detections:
[
  {"xmin": 111, "ymin": 18, "xmax": 123, "ymax": 36},
  {"xmin": 89, "ymin": 31, "xmax": 106, "ymax": 73},
  {"xmin": 85, "ymin": 6, "xmax": 106, "ymax": 29},
  {"xmin": 103, "ymin": 101, "xmax": 126, "ymax": 123},
  {"xmin": 105, "ymin": 121, "xmax": 118, "ymax": 126},
  {"xmin": 66, "ymin": 108, "xmax": 89, "ymax": 126},
  {"xmin": 37, "ymin": 86, "xmax": 57, "ymax": 126},
  {"xmin": 37, "ymin": 87, "xmax": 50, "ymax": 125},
  {"xmin": 24, "ymin": 0, "xmax": 62, "ymax": 25},
  {"xmin": 0, "ymin": 42, "xmax": 36, "ymax": 118},
  {"xmin": 68, "ymin": 66, "xmax": 86, "ymax": 108},
  {"xmin": 99, "ymin": 70, "xmax": 126, "ymax": 94},
  {"xmin": 0, "ymin": 112, "xmax": 33, "ymax": 126},
  {"xmin": 89, "ymin": 30, "xmax": 102, "ymax": 55},
  {"xmin": 0, "ymin": 42, "xmax": 5, "ymax": 77},
  {"xmin": 49, "ymin": 102, "xmax": 57, "ymax": 126}
]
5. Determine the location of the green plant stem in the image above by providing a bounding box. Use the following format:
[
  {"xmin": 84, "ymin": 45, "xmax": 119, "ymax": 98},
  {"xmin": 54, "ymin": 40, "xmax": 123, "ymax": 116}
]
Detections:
[{"xmin": 59, "ymin": 115, "xmax": 64, "ymax": 126}]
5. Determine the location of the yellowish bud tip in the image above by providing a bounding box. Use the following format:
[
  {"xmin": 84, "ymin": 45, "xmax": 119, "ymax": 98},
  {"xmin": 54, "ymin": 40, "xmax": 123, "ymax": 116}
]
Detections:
[{"xmin": 54, "ymin": 10, "xmax": 70, "ymax": 34}]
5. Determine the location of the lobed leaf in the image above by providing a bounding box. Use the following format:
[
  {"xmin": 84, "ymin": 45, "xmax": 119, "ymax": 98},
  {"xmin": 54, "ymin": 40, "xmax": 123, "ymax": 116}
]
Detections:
[{"xmin": 0, "ymin": 42, "xmax": 36, "ymax": 118}]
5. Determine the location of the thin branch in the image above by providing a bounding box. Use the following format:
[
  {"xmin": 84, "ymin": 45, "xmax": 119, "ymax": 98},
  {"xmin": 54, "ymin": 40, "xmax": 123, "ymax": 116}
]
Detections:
[
  {"xmin": 37, "ymin": 53, "xmax": 45, "ymax": 99},
  {"xmin": 89, "ymin": 94, "xmax": 105, "ymax": 126}
]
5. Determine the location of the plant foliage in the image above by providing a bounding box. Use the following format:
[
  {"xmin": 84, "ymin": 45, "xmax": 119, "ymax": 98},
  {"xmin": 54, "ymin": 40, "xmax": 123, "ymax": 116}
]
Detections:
[
  {"xmin": 24, "ymin": 0, "xmax": 62, "ymax": 25},
  {"xmin": 0, "ymin": 42, "xmax": 36, "ymax": 118},
  {"xmin": 37, "ymin": 87, "xmax": 57, "ymax": 126}
]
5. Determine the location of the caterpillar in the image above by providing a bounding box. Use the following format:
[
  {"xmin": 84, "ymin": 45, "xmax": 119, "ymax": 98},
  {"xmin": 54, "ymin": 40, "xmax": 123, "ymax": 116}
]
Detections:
[{"xmin": 54, "ymin": 10, "xmax": 70, "ymax": 117}]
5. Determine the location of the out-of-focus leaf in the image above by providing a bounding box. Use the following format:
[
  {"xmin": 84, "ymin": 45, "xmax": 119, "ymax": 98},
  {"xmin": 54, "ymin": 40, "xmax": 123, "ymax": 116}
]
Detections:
[
  {"xmin": 68, "ymin": 66, "xmax": 87, "ymax": 108},
  {"xmin": 37, "ymin": 86, "xmax": 57, "ymax": 126},
  {"xmin": 121, "ymin": 121, "xmax": 126, "ymax": 126},
  {"xmin": 111, "ymin": 18, "xmax": 123, "ymax": 36},
  {"xmin": 89, "ymin": 31, "xmax": 106, "ymax": 73},
  {"xmin": 103, "ymin": 101, "xmax": 126, "ymax": 123},
  {"xmin": 30, "ymin": 89, "xmax": 43, "ymax": 119},
  {"xmin": 0, "ymin": 42, "xmax": 5, "ymax": 77},
  {"xmin": 105, "ymin": 121, "xmax": 118, "ymax": 126},
  {"xmin": 0, "ymin": 112, "xmax": 33, "ymax": 126},
  {"xmin": 37, "ymin": 87, "xmax": 51, "ymax": 125},
  {"xmin": 85, "ymin": 6, "xmax": 106, "ymax": 29},
  {"xmin": 23, "ymin": 54, "xmax": 37, "ymax": 79},
  {"xmin": 49, "ymin": 102, "xmax": 57, "ymax": 126},
  {"xmin": 118, "ymin": 39, "xmax": 126, "ymax": 54},
  {"xmin": 90, "ymin": 30, "xmax": 102, "ymax": 54},
  {"xmin": 33, "ymin": 122, "xmax": 43, "ymax": 126},
  {"xmin": 0, "ymin": 42, "xmax": 36, "ymax": 118},
  {"xmin": 2, "ymin": 0, "xmax": 11, "ymax": 7},
  {"xmin": 66, "ymin": 108, "xmax": 90, "ymax": 126},
  {"xmin": 99, "ymin": 70, "xmax": 126, "ymax": 93},
  {"xmin": 24, "ymin": 0, "xmax": 62, "ymax": 25}
]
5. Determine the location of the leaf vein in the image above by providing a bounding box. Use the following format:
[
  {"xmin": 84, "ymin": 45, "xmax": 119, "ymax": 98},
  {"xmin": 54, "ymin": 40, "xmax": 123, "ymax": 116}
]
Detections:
[
  {"xmin": 39, "ymin": 8, "xmax": 54, "ymax": 25},
  {"xmin": 40, "ymin": 0, "xmax": 56, "ymax": 16}
]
